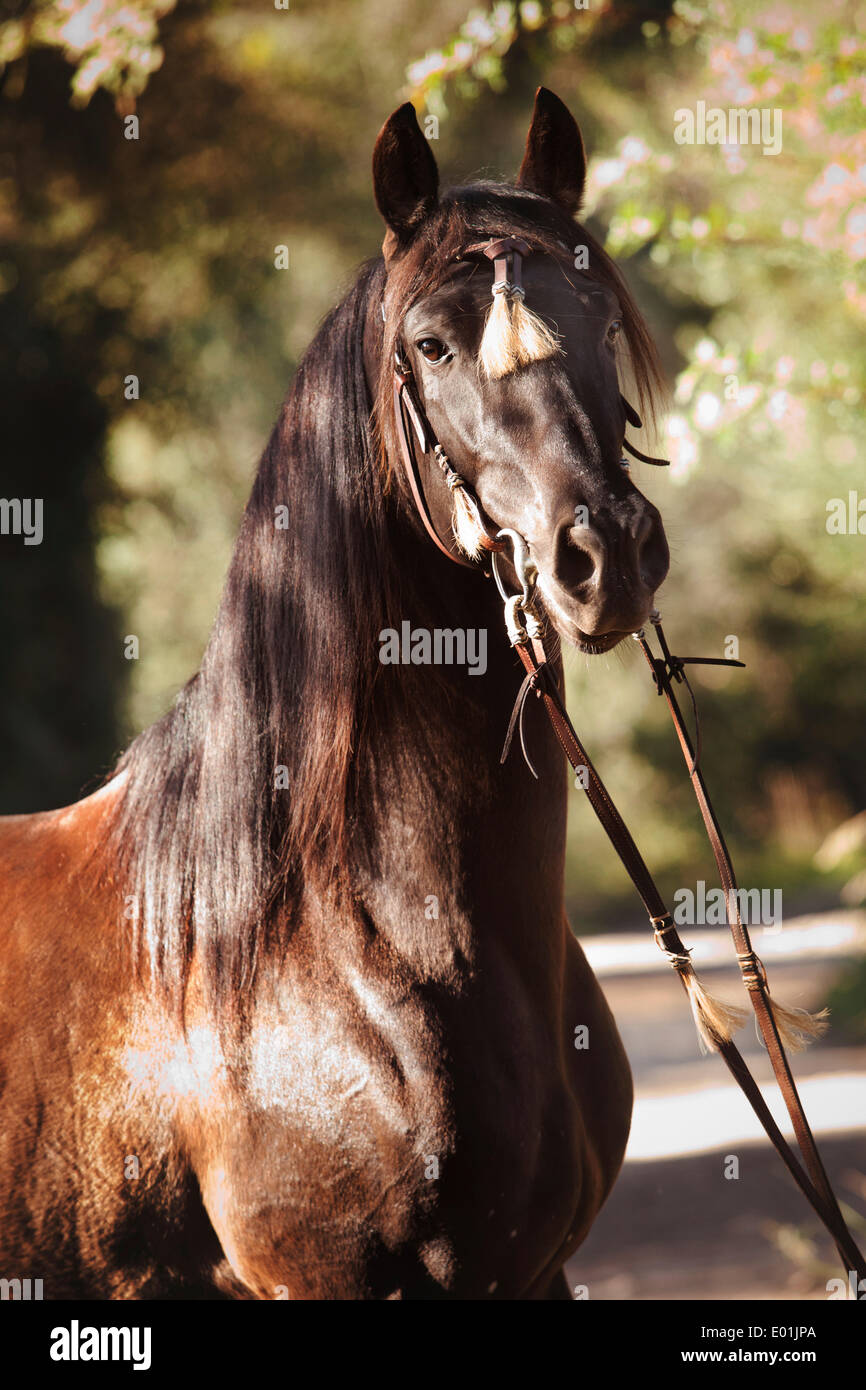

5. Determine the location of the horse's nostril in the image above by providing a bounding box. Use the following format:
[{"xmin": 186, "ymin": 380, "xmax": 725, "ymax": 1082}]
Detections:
[
  {"xmin": 637, "ymin": 516, "xmax": 670, "ymax": 591},
  {"xmin": 555, "ymin": 527, "xmax": 598, "ymax": 590}
]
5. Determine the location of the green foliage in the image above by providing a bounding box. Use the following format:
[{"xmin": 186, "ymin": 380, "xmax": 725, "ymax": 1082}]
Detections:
[{"xmin": 826, "ymin": 956, "xmax": 866, "ymax": 1040}]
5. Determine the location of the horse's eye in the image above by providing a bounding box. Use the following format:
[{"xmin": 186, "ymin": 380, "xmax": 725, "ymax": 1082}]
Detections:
[
  {"xmin": 417, "ymin": 337, "xmax": 448, "ymax": 364},
  {"xmin": 606, "ymin": 319, "xmax": 623, "ymax": 345}
]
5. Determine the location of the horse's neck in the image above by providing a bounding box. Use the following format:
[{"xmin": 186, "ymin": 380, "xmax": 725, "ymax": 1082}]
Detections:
[{"xmin": 346, "ymin": 542, "xmax": 569, "ymax": 980}]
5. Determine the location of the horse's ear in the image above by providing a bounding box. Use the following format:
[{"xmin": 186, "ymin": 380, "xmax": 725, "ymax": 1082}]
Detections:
[
  {"xmin": 516, "ymin": 87, "xmax": 587, "ymax": 217},
  {"xmin": 373, "ymin": 103, "xmax": 439, "ymax": 254}
]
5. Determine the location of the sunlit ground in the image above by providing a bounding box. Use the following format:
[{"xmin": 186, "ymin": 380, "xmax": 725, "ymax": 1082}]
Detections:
[
  {"xmin": 569, "ymin": 911, "xmax": 866, "ymax": 1298},
  {"xmin": 628, "ymin": 1072, "xmax": 865, "ymax": 1162}
]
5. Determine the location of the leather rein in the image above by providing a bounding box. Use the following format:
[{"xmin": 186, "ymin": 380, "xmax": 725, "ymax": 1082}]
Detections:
[{"xmin": 388, "ymin": 236, "xmax": 866, "ymax": 1284}]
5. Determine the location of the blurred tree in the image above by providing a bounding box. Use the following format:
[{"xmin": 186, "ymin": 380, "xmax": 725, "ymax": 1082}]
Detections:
[{"xmin": 0, "ymin": 0, "xmax": 176, "ymax": 111}]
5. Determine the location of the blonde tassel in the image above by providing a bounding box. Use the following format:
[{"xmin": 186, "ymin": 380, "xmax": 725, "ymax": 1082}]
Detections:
[
  {"xmin": 679, "ymin": 964, "xmax": 749, "ymax": 1054},
  {"xmin": 510, "ymin": 295, "xmax": 562, "ymax": 367},
  {"xmin": 449, "ymin": 479, "xmax": 488, "ymax": 560},
  {"xmin": 479, "ymin": 290, "xmax": 516, "ymax": 379},
  {"xmin": 763, "ymin": 998, "xmax": 829, "ymax": 1053},
  {"xmin": 655, "ymin": 921, "xmax": 748, "ymax": 1053},
  {"xmin": 478, "ymin": 289, "xmax": 562, "ymax": 380},
  {"xmin": 737, "ymin": 949, "xmax": 829, "ymax": 1053},
  {"xmin": 429, "ymin": 444, "xmax": 489, "ymax": 560}
]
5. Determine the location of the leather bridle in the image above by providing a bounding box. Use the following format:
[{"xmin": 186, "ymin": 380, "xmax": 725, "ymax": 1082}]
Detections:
[
  {"xmin": 387, "ymin": 235, "xmax": 866, "ymax": 1284},
  {"xmin": 391, "ymin": 236, "xmax": 668, "ymax": 565}
]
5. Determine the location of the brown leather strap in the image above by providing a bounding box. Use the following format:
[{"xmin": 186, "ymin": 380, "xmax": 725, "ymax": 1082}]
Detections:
[
  {"xmin": 392, "ymin": 369, "xmax": 477, "ymax": 570},
  {"xmin": 635, "ymin": 622, "xmax": 865, "ymax": 1276},
  {"xmin": 507, "ymin": 635, "xmax": 865, "ymax": 1281},
  {"xmin": 622, "ymin": 436, "xmax": 670, "ymax": 467},
  {"xmin": 462, "ymin": 235, "xmax": 531, "ymax": 269}
]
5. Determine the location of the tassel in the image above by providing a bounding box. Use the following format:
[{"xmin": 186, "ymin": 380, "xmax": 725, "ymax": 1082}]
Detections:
[
  {"xmin": 764, "ymin": 998, "xmax": 829, "ymax": 1054},
  {"xmin": 479, "ymin": 290, "xmax": 516, "ymax": 379},
  {"xmin": 449, "ymin": 477, "xmax": 488, "ymax": 559},
  {"xmin": 655, "ymin": 924, "xmax": 748, "ymax": 1053},
  {"xmin": 679, "ymin": 965, "xmax": 749, "ymax": 1054},
  {"xmin": 431, "ymin": 443, "xmax": 489, "ymax": 560},
  {"xmin": 479, "ymin": 288, "xmax": 562, "ymax": 380},
  {"xmin": 509, "ymin": 294, "xmax": 562, "ymax": 367},
  {"xmin": 658, "ymin": 941, "xmax": 747, "ymax": 1053},
  {"xmin": 736, "ymin": 949, "xmax": 829, "ymax": 1053}
]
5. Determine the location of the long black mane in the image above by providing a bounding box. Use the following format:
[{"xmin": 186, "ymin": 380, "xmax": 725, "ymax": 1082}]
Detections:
[
  {"xmin": 110, "ymin": 255, "xmax": 401, "ymax": 1008},
  {"xmin": 108, "ymin": 182, "xmax": 663, "ymax": 1013}
]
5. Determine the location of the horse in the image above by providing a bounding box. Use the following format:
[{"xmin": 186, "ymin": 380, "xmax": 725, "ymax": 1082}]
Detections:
[{"xmin": 0, "ymin": 89, "xmax": 672, "ymax": 1299}]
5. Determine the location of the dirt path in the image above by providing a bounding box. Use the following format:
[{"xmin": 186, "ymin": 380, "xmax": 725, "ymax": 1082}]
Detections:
[{"xmin": 565, "ymin": 914, "xmax": 866, "ymax": 1300}]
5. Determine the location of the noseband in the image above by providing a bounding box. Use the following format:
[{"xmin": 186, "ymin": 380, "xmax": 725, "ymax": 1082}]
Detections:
[{"xmin": 385, "ymin": 235, "xmax": 866, "ymax": 1284}]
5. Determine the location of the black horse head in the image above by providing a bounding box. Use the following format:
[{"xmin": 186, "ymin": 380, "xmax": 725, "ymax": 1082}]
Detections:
[{"xmin": 372, "ymin": 88, "xmax": 670, "ymax": 653}]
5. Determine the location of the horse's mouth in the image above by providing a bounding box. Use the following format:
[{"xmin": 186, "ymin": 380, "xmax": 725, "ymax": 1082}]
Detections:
[
  {"xmin": 535, "ymin": 581, "xmax": 642, "ymax": 654},
  {"xmin": 574, "ymin": 631, "xmax": 629, "ymax": 654}
]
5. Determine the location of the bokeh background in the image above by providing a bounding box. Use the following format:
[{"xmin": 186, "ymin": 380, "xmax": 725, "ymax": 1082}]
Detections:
[{"xmin": 1, "ymin": 0, "xmax": 864, "ymax": 1297}]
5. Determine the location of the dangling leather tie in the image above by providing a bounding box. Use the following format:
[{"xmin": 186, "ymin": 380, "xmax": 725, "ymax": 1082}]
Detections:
[
  {"xmin": 500, "ymin": 665, "xmax": 548, "ymax": 779},
  {"xmin": 620, "ymin": 395, "xmax": 670, "ymax": 466}
]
